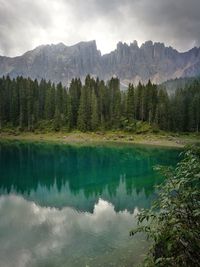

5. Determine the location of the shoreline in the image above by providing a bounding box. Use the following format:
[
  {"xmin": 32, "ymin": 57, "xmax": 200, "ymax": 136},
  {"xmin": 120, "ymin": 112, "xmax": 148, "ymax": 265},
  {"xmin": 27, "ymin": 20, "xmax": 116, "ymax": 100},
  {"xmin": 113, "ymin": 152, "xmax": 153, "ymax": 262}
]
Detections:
[{"xmin": 0, "ymin": 131, "xmax": 199, "ymax": 148}]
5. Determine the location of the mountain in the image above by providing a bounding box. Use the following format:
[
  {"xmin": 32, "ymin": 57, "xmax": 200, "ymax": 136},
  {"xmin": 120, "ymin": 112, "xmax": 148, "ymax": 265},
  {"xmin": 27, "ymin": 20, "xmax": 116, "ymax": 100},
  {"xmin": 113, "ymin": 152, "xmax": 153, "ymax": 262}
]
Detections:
[{"xmin": 0, "ymin": 40, "xmax": 200, "ymax": 86}]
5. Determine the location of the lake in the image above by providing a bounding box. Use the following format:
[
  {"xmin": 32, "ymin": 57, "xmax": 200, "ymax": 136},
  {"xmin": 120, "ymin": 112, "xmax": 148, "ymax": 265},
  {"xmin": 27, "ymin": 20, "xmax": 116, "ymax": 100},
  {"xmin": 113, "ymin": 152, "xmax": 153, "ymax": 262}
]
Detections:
[{"xmin": 0, "ymin": 141, "xmax": 180, "ymax": 267}]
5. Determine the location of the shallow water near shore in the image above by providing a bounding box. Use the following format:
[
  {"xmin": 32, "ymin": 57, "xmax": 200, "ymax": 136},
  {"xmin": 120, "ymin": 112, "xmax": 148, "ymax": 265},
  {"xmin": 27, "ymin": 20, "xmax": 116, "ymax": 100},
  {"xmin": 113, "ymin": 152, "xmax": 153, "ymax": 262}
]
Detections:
[{"xmin": 0, "ymin": 141, "xmax": 180, "ymax": 267}]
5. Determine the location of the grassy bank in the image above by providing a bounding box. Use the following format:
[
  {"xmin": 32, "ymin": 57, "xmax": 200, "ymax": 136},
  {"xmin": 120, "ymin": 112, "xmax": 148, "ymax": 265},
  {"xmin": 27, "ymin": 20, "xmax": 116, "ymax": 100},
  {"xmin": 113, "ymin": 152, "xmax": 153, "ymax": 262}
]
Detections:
[{"xmin": 0, "ymin": 130, "xmax": 199, "ymax": 148}]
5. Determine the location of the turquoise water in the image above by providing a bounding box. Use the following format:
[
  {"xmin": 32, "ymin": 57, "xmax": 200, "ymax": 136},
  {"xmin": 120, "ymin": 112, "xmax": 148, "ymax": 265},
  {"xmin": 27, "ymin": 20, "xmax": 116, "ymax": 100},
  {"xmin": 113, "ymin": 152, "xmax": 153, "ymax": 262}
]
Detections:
[{"xmin": 0, "ymin": 141, "xmax": 180, "ymax": 267}]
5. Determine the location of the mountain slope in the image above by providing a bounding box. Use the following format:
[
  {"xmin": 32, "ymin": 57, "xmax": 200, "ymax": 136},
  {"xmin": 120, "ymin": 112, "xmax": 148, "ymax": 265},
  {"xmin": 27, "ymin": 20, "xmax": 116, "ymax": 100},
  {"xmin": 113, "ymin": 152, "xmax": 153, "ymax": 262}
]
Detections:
[
  {"xmin": 0, "ymin": 40, "xmax": 200, "ymax": 85},
  {"xmin": 160, "ymin": 76, "xmax": 200, "ymax": 94}
]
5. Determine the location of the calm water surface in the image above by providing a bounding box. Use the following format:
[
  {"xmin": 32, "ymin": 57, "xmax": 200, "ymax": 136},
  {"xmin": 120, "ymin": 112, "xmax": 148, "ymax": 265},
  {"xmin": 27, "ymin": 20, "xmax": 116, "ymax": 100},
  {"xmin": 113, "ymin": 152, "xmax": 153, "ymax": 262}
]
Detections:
[{"xmin": 0, "ymin": 141, "xmax": 180, "ymax": 267}]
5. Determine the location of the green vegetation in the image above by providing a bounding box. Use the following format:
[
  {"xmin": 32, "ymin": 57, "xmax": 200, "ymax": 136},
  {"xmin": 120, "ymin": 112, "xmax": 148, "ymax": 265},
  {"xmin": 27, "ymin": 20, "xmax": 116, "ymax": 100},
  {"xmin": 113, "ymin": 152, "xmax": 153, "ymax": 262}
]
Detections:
[
  {"xmin": 130, "ymin": 147, "xmax": 200, "ymax": 267},
  {"xmin": 1, "ymin": 130, "xmax": 200, "ymax": 148},
  {"xmin": 0, "ymin": 75, "xmax": 200, "ymax": 133}
]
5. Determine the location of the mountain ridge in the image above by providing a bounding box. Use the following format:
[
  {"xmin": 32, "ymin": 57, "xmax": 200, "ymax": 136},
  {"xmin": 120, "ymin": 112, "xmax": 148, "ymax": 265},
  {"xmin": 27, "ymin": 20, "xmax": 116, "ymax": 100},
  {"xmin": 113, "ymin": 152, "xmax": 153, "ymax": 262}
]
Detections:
[{"xmin": 0, "ymin": 40, "xmax": 200, "ymax": 86}]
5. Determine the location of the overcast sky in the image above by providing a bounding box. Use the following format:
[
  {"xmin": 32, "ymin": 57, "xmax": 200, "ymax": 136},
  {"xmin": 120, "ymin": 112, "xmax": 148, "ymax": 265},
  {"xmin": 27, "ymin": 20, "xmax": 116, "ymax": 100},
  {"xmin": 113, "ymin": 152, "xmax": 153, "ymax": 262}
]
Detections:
[{"xmin": 0, "ymin": 0, "xmax": 200, "ymax": 57}]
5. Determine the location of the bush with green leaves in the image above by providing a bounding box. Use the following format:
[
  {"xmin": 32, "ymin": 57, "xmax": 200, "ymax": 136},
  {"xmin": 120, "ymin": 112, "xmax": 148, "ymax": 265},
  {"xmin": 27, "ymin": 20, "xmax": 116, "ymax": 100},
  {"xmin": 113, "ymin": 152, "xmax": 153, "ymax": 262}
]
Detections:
[{"xmin": 130, "ymin": 147, "xmax": 200, "ymax": 267}]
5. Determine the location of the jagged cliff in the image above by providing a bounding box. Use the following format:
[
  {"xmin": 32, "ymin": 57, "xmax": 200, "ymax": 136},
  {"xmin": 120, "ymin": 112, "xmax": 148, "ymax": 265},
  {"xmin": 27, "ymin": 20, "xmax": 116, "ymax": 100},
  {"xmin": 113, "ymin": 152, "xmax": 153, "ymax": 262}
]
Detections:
[{"xmin": 0, "ymin": 40, "xmax": 200, "ymax": 85}]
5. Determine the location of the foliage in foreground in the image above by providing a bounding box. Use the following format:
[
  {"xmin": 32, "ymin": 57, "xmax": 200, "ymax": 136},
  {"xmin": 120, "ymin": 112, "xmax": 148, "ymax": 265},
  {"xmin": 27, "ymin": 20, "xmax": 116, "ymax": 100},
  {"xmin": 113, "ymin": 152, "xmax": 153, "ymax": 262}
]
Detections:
[{"xmin": 130, "ymin": 147, "xmax": 200, "ymax": 267}]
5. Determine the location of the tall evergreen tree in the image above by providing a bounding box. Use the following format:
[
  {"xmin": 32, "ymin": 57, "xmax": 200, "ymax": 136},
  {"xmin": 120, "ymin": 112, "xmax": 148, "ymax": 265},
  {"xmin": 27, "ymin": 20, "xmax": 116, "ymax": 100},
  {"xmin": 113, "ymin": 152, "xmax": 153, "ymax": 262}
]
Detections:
[
  {"xmin": 108, "ymin": 77, "xmax": 121, "ymax": 128},
  {"xmin": 77, "ymin": 85, "xmax": 88, "ymax": 132},
  {"xmin": 69, "ymin": 78, "xmax": 81, "ymax": 128},
  {"xmin": 157, "ymin": 88, "xmax": 170, "ymax": 130},
  {"xmin": 91, "ymin": 89, "xmax": 99, "ymax": 131},
  {"xmin": 126, "ymin": 83, "xmax": 135, "ymax": 122}
]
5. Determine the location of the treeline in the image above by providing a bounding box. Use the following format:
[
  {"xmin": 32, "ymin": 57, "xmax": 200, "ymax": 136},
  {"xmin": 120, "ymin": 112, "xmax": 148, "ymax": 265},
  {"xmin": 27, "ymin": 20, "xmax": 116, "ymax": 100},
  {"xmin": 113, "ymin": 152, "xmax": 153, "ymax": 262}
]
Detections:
[{"xmin": 0, "ymin": 75, "xmax": 199, "ymax": 132}]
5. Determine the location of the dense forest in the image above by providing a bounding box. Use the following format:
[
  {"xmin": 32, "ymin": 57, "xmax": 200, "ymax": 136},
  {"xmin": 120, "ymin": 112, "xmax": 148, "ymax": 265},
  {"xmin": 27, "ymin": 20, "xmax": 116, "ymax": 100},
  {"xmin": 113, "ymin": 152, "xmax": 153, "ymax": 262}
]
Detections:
[{"xmin": 0, "ymin": 75, "xmax": 200, "ymax": 132}]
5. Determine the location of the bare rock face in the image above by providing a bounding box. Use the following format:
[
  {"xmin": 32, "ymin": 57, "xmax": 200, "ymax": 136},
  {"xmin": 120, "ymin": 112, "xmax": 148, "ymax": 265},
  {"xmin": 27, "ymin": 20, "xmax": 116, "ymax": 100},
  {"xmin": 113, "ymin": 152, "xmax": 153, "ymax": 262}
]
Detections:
[
  {"xmin": 101, "ymin": 41, "xmax": 200, "ymax": 85},
  {"xmin": 0, "ymin": 40, "xmax": 200, "ymax": 85}
]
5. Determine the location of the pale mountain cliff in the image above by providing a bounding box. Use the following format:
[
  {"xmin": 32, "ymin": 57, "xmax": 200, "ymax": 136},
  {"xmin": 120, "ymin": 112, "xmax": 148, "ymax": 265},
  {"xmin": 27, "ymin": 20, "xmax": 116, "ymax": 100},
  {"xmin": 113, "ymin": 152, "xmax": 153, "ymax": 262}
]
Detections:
[{"xmin": 0, "ymin": 40, "xmax": 200, "ymax": 86}]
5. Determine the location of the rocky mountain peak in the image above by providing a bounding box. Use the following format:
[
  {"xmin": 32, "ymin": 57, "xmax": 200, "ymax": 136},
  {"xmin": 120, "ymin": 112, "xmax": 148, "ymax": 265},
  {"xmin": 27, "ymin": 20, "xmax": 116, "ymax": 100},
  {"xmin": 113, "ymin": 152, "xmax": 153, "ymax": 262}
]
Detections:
[
  {"xmin": 130, "ymin": 40, "xmax": 139, "ymax": 48},
  {"xmin": 0, "ymin": 40, "xmax": 199, "ymax": 86}
]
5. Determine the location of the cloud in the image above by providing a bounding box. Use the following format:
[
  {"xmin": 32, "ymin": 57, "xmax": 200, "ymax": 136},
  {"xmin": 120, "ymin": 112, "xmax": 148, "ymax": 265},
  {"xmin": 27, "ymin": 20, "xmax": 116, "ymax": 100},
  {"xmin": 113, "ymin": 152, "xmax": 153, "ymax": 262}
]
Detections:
[
  {"xmin": 0, "ymin": 195, "xmax": 146, "ymax": 267},
  {"xmin": 0, "ymin": 0, "xmax": 200, "ymax": 56},
  {"xmin": 0, "ymin": 0, "xmax": 53, "ymax": 55}
]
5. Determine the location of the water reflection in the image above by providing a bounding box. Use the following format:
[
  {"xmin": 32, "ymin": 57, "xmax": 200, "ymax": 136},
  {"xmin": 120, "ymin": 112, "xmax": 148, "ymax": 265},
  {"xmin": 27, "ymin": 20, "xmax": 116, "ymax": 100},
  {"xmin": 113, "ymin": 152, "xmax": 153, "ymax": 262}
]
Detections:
[
  {"xmin": 0, "ymin": 142, "xmax": 180, "ymax": 267},
  {"xmin": 0, "ymin": 195, "xmax": 147, "ymax": 267},
  {"xmin": 0, "ymin": 141, "xmax": 180, "ymax": 211}
]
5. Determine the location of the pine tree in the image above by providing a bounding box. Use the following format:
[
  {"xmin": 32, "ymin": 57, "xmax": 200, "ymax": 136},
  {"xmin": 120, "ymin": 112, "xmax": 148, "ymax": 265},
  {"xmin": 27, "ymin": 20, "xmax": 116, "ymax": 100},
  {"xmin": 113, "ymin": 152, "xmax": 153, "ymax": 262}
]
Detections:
[
  {"xmin": 172, "ymin": 89, "xmax": 185, "ymax": 131},
  {"xmin": 77, "ymin": 86, "xmax": 88, "ymax": 132},
  {"xmin": 108, "ymin": 77, "xmax": 121, "ymax": 128},
  {"xmin": 91, "ymin": 89, "xmax": 99, "ymax": 131},
  {"xmin": 10, "ymin": 80, "xmax": 19, "ymax": 127},
  {"xmin": 27, "ymin": 78, "xmax": 34, "ymax": 131},
  {"xmin": 45, "ymin": 81, "xmax": 55, "ymax": 120},
  {"xmin": 134, "ymin": 82, "xmax": 144, "ymax": 121},
  {"xmin": 67, "ymin": 95, "xmax": 73, "ymax": 131},
  {"xmin": 18, "ymin": 77, "xmax": 27, "ymax": 130},
  {"xmin": 69, "ymin": 78, "xmax": 81, "ymax": 128},
  {"xmin": 126, "ymin": 83, "xmax": 135, "ymax": 122},
  {"xmin": 54, "ymin": 107, "xmax": 61, "ymax": 131},
  {"xmin": 157, "ymin": 88, "xmax": 170, "ymax": 130}
]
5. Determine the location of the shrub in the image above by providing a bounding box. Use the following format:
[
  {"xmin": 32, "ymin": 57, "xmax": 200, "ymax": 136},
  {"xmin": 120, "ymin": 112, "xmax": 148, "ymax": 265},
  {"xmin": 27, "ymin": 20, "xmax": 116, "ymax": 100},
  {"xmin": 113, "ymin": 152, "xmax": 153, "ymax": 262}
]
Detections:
[{"xmin": 130, "ymin": 147, "xmax": 200, "ymax": 267}]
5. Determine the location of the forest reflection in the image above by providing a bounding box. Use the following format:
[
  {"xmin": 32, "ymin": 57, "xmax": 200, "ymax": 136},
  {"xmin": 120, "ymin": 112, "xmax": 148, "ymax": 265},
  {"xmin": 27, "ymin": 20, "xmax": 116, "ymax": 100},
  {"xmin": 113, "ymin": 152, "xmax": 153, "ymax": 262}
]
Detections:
[{"xmin": 0, "ymin": 141, "xmax": 180, "ymax": 211}]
